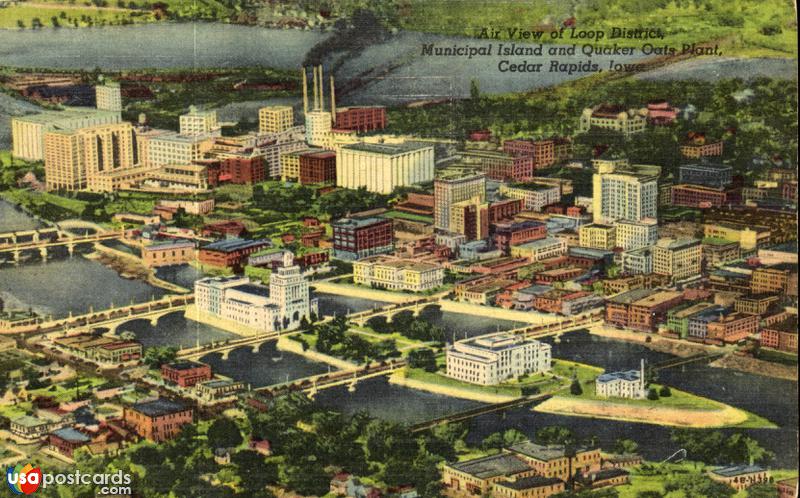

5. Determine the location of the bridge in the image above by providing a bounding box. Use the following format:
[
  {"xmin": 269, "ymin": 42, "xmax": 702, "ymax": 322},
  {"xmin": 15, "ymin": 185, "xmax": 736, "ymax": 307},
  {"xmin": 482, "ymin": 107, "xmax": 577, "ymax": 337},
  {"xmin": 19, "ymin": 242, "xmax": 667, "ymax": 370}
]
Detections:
[
  {"xmin": 462, "ymin": 310, "xmax": 605, "ymax": 343},
  {"xmin": 347, "ymin": 297, "xmax": 444, "ymax": 326},
  {"xmin": 0, "ymin": 227, "xmax": 59, "ymax": 245},
  {"xmin": 11, "ymin": 294, "xmax": 194, "ymax": 335},
  {"xmin": 651, "ymin": 352, "xmax": 726, "ymax": 371},
  {"xmin": 176, "ymin": 331, "xmax": 291, "ymax": 361},
  {"xmin": 0, "ymin": 230, "xmax": 125, "ymax": 262},
  {"xmin": 410, "ymin": 392, "xmax": 554, "ymax": 433},
  {"xmin": 255, "ymin": 359, "xmax": 407, "ymax": 397}
]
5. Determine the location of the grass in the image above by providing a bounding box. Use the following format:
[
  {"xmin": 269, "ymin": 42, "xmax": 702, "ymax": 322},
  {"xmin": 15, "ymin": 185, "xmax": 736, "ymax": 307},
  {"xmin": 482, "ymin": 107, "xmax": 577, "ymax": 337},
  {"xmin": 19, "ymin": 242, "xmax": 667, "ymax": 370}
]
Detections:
[
  {"xmin": 0, "ymin": 4, "xmax": 145, "ymax": 29},
  {"xmin": 381, "ymin": 210, "xmax": 434, "ymax": 224},
  {"xmin": 404, "ymin": 367, "xmax": 525, "ymax": 397},
  {"xmin": 757, "ymin": 348, "xmax": 798, "ymax": 366}
]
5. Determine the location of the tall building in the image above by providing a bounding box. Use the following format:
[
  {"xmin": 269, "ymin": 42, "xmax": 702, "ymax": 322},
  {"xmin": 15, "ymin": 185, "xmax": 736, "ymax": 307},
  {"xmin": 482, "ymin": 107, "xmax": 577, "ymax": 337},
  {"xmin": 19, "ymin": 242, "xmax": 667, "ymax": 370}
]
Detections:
[
  {"xmin": 95, "ymin": 81, "xmax": 122, "ymax": 112},
  {"xmin": 614, "ymin": 218, "xmax": 658, "ymax": 251},
  {"xmin": 332, "ymin": 217, "xmax": 394, "ymax": 260},
  {"xmin": 12, "ymin": 107, "xmax": 122, "ymax": 161},
  {"xmin": 179, "ymin": 106, "xmax": 220, "ymax": 136},
  {"xmin": 258, "ymin": 105, "xmax": 294, "ymax": 134},
  {"xmin": 434, "ymin": 172, "xmax": 486, "ymax": 231},
  {"xmin": 446, "ymin": 334, "xmax": 551, "ymax": 385},
  {"xmin": 449, "ymin": 196, "xmax": 489, "ymax": 241},
  {"xmin": 146, "ymin": 132, "xmax": 213, "ymax": 167},
  {"xmin": 44, "ymin": 122, "xmax": 136, "ymax": 191},
  {"xmin": 305, "ymin": 111, "xmax": 333, "ymax": 148},
  {"xmin": 652, "ymin": 238, "xmax": 702, "ymax": 281},
  {"xmin": 337, "ymin": 142, "xmax": 434, "ymax": 194},
  {"xmin": 299, "ymin": 150, "xmax": 337, "ymax": 185},
  {"xmin": 302, "ymin": 65, "xmax": 333, "ymax": 148},
  {"xmin": 194, "ymin": 267, "xmax": 317, "ymax": 333},
  {"xmin": 592, "ymin": 162, "xmax": 659, "ymax": 224}
]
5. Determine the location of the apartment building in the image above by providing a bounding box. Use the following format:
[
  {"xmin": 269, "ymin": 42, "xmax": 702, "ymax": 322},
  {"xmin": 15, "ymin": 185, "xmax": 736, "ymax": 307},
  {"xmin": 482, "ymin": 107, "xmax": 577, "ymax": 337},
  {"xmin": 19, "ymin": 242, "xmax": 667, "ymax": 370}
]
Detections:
[
  {"xmin": 579, "ymin": 224, "xmax": 617, "ymax": 250},
  {"xmin": 592, "ymin": 163, "xmax": 659, "ymax": 223},
  {"xmin": 614, "ymin": 218, "xmax": 658, "ymax": 251}
]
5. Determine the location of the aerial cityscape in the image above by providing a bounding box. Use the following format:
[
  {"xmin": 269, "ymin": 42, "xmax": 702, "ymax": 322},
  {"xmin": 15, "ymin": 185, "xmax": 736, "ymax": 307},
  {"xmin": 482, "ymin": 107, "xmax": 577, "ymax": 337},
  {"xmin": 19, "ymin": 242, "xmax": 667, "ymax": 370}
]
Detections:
[{"xmin": 0, "ymin": 1, "xmax": 797, "ymax": 497}]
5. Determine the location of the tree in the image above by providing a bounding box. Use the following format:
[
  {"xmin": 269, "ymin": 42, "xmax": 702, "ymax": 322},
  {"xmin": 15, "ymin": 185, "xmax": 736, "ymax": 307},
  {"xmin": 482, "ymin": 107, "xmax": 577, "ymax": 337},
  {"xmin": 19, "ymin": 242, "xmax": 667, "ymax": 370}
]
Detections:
[
  {"xmin": 408, "ymin": 348, "xmax": 437, "ymax": 372},
  {"xmin": 613, "ymin": 438, "xmax": 639, "ymax": 455},
  {"xmin": 659, "ymin": 385, "xmax": 672, "ymax": 397},
  {"xmin": 231, "ymin": 450, "xmax": 278, "ymax": 496},
  {"xmin": 142, "ymin": 346, "xmax": 178, "ymax": 368},
  {"xmin": 206, "ymin": 418, "xmax": 243, "ymax": 449},
  {"xmin": 647, "ymin": 388, "xmax": 660, "ymax": 400},
  {"xmin": 635, "ymin": 492, "xmax": 665, "ymax": 498},
  {"xmin": 470, "ymin": 79, "xmax": 480, "ymax": 100},
  {"xmin": 17, "ymin": 20, "xmax": 25, "ymax": 28},
  {"xmin": 746, "ymin": 483, "xmax": 778, "ymax": 498},
  {"xmin": 664, "ymin": 473, "xmax": 735, "ymax": 498},
  {"xmin": 536, "ymin": 426, "xmax": 574, "ymax": 445},
  {"xmin": 570, "ymin": 378, "xmax": 583, "ymax": 395}
]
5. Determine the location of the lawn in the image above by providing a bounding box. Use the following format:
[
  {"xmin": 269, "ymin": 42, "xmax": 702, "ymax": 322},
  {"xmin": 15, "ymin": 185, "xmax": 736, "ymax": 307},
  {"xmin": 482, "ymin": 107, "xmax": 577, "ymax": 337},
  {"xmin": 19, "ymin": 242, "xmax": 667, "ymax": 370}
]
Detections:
[
  {"xmin": 405, "ymin": 367, "xmax": 525, "ymax": 397},
  {"xmin": 0, "ymin": 4, "xmax": 144, "ymax": 28},
  {"xmin": 381, "ymin": 210, "xmax": 434, "ymax": 224}
]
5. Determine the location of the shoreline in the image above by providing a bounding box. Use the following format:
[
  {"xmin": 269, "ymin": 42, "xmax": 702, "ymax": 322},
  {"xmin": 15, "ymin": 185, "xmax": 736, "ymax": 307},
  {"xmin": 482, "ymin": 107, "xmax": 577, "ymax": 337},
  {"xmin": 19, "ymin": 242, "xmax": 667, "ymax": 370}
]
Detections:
[
  {"xmin": 275, "ymin": 336, "xmax": 359, "ymax": 372},
  {"xmin": 388, "ymin": 371, "xmax": 518, "ymax": 403},
  {"xmin": 534, "ymin": 394, "xmax": 772, "ymax": 429}
]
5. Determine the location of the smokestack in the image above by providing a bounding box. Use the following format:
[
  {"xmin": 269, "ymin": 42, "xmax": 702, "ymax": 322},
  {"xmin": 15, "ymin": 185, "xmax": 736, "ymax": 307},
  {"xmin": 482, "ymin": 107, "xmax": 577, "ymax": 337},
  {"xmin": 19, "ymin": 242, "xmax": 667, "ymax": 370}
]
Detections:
[
  {"xmin": 312, "ymin": 66, "xmax": 319, "ymax": 110},
  {"xmin": 330, "ymin": 75, "xmax": 336, "ymax": 125},
  {"xmin": 302, "ymin": 68, "xmax": 308, "ymax": 115},
  {"xmin": 318, "ymin": 65, "xmax": 325, "ymax": 112}
]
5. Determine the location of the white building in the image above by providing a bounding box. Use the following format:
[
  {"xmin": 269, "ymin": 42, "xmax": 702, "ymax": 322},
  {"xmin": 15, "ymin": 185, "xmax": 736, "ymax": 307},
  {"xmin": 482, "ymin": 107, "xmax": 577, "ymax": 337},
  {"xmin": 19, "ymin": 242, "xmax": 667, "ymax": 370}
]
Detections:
[
  {"xmin": 596, "ymin": 360, "xmax": 647, "ymax": 399},
  {"xmin": 620, "ymin": 247, "xmax": 653, "ymax": 275},
  {"xmin": 254, "ymin": 126, "xmax": 307, "ymax": 178},
  {"xmin": 592, "ymin": 162, "xmax": 659, "ymax": 224},
  {"xmin": 95, "ymin": 81, "xmax": 122, "ymax": 112},
  {"xmin": 446, "ymin": 334, "xmax": 551, "ymax": 386},
  {"xmin": 510, "ymin": 237, "xmax": 568, "ymax": 263},
  {"xmin": 305, "ymin": 110, "xmax": 333, "ymax": 148},
  {"xmin": 259, "ymin": 105, "xmax": 294, "ymax": 134},
  {"xmin": 614, "ymin": 218, "xmax": 658, "ymax": 251},
  {"xmin": 194, "ymin": 266, "xmax": 317, "ymax": 333},
  {"xmin": 353, "ymin": 256, "xmax": 444, "ymax": 292},
  {"xmin": 337, "ymin": 142, "xmax": 435, "ymax": 194},
  {"xmin": 498, "ymin": 183, "xmax": 561, "ymax": 211},
  {"xmin": 434, "ymin": 172, "xmax": 486, "ymax": 231},
  {"xmin": 179, "ymin": 107, "xmax": 220, "ymax": 136},
  {"xmin": 146, "ymin": 132, "xmax": 213, "ymax": 167},
  {"xmin": 12, "ymin": 107, "xmax": 122, "ymax": 161},
  {"xmin": 652, "ymin": 238, "xmax": 702, "ymax": 281},
  {"xmin": 579, "ymin": 105, "xmax": 647, "ymax": 136}
]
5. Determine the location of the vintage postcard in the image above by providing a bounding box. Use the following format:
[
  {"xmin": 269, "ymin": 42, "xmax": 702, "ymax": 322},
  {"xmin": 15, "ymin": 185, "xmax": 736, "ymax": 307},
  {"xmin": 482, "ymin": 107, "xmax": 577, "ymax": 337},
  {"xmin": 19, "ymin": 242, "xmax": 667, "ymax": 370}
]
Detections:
[{"xmin": 0, "ymin": 0, "xmax": 797, "ymax": 496}]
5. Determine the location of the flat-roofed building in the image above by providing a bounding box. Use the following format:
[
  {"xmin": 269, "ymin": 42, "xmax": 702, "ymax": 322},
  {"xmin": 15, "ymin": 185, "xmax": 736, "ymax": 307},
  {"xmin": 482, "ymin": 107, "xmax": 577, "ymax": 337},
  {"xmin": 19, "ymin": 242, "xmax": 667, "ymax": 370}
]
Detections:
[
  {"xmin": 596, "ymin": 360, "xmax": 647, "ymax": 399},
  {"xmin": 499, "ymin": 183, "xmax": 560, "ymax": 212},
  {"xmin": 12, "ymin": 107, "xmax": 122, "ymax": 161},
  {"xmin": 259, "ymin": 105, "xmax": 294, "ymax": 134},
  {"xmin": 281, "ymin": 146, "xmax": 321, "ymax": 181},
  {"xmin": 337, "ymin": 141, "xmax": 434, "ymax": 194},
  {"xmin": 142, "ymin": 240, "xmax": 195, "ymax": 268},
  {"xmin": 434, "ymin": 171, "xmax": 486, "ymax": 231},
  {"xmin": 703, "ymin": 221, "xmax": 770, "ymax": 251},
  {"xmin": 679, "ymin": 163, "xmax": 732, "ymax": 188},
  {"xmin": 353, "ymin": 256, "xmax": 443, "ymax": 292},
  {"xmin": 299, "ymin": 149, "xmax": 337, "ymax": 184},
  {"xmin": 666, "ymin": 302, "xmax": 718, "ymax": 338},
  {"xmin": 179, "ymin": 107, "xmax": 220, "ymax": 136},
  {"xmin": 95, "ymin": 81, "xmax": 122, "ymax": 112},
  {"xmin": 579, "ymin": 224, "xmax": 616, "ymax": 250},
  {"xmin": 466, "ymin": 150, "xmax": 534, "ymax": 181},
  {"xmin": 707, "ymin": 312, "xmax": 759, "ymax": 343},
  {"xmin": 146, "ymin": 132, "xmax": 214, "ymax": 168},
  {"xmin": 511, "ymin": 237, "xmax": 568, "ymax": 263},
  {"xmin": 442, "ymin": 453, "xmax": 536, "ymax": 497},
  {"xmin": 751, "ymin": 263, "xmax": 798, "ymax": 295},
  {"xmin": 446, "ymin": 334, "xmax": 551, "ymax": 385},
  {"xmin": 592, "ymin": 163, "xmax": 659, "ymax": 224},
  {"xmin": 708, "ymin": 465, "xmax": 769, "ymax": 491},
  {"xmin": 334, "ymin": 106, "xmax": 387, "ymax": 132},
  {"xmin": 491, "ymin": 476, "xmax": 565, "ymax": 498},
  {"xmin": 702, "ymin": 238, "xmax": 740, "ymax": 267},
  {"xmin": 760, "ymin": 314, "xmax": 798, "ymax": 353},
  {"xmin": 123, "ymin": 398, "xmax": 193, "ymax": 442},
  {"xmin": 652, "ymin": 238, "xmax": 702, "ymax": 281},
  {"xmin": 198, "ymin": 238, "xmax": 271, "ymax": 270},
  {"xmin": 505, "ymin": 441, "xmax": 602, "ymax": 481},
  {"xmin": 734, "ymin": 294, "xmax": 780, "ymax": 315},
  {"xmin": 161, "ymin": 360, "xmax": 213, "ymax": 387},
  {"xmin": 620, "ymin": 247, "xmax": 653, "ymax": 275},
  {"xmin": 332, "ymin": 217, "xmax": 394, "ymax": 260},
  {"xmin": 494, "ymin": 221, "xmax": 547, "ymax": 254},
  {"xmin": 614, "ymin": 218, "xmax": 658, "ymax": 251}
]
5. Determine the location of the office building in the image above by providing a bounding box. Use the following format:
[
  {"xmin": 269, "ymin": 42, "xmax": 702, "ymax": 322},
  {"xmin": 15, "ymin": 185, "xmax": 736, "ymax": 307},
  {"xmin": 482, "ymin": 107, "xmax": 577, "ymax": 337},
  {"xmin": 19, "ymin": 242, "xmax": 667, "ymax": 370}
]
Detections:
[
  {"xmin": 469, "ymin": 150, "xmax": 534, "ymax": 181},
  {"xmin": 299, "ymin": 149, "xmax": 337, "ymax": 184},
  {"xmin": 179, "ymin": 106, "xmax": 220, "ymax": 136},
  {"xmin": 493, "ymin": 221, "xmax": 547, "ymax": 254},
  {"xmin": 12, "ymin": 107, "xmax": 122, "ymax": 161},
  {"xmin": 161, "ymin": 361, "xmax": 213, "ymax": 387},
  {"xmin": 592, "ymin": 162, "xmax": 659, "ymax": 223},
  {"xmin": 678, "ymin": 163, "xmax": 732, "ymax": 188},
  {"xmin": 703, "ymin": 222, "xmax": 770, "ymax": 251},
  {"xmin": 95, "ymin": 81, "xmax": 122, "ymax": 112},
  {"xmin": 434, "ymin": 172, "xmax": 486, "ymax": 231},
  {"xmin": 614, "ymin": 218, "xmax": 658, "ymax": 251},
  {"xmin": 652, "ymin": 238, "xmax": 702, "ymax": 281},
  {"xmin": 671, "ymin": 184, "xmax": 731, "ymax": 208},
  {"xmin": 281, "ymin": 147, "xmax": 321, "ymax": 181},
  {"xmin": 579, "ymin": 224, "xmax": 617, "ymax": 250},
  {"xmin": 332, "ymin": 217, "xmax": 394, "ymax": 260},
  {"xmin": 510, "ymin": 237, "xmax": 568, "ymax": 263},
  {"xmin": 499, "ymin": 183, "xmax": 561, "ymax": 211},
  {"xmin": 446, "ymin": 334, "xmax": 551, "ymax": 385},
  {"xmin": 450, "ymin": 196, "xmax": 489, "ymax": 241},
  {"xmin": 146, "ymin": 132, "xmax": 213, "ymax": 167},
  {"xmin": 353, "ymin": 256, "xmax": 444, "ymax": 292},
  {"xmin": 258, "ymin": 105, "xmax": 294, "ymax": 134},
  {"xmin": 337, "ymin": 142, "xmax": 434, "ymax": 194}
]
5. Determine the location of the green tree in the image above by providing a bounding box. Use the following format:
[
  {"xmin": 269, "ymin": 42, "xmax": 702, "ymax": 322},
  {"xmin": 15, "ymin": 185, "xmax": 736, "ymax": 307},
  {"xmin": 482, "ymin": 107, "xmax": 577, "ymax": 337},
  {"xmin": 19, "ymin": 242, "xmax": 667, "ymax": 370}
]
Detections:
[
  {"xmin": 470, "ymin": 79, "xmax": 480, "ymax": 100},
  {"xmin": 647, "ymin": 388, "xmax": 660, "ymax": 400},
  {"xmin": 746, "ymin": 483, "xmax": 778, "ymax": 498},
  {"xmin": 231, "ymin": 450, "xmax": 278, "ymax": 496},
  {"xmin": 659, "ymin": 385, "xmax": 672, "ymax": 397},
  {"xmin": 570, "ymin": 378, "xmax": 583, "ymax": 395},
  {"xmin": 142, "ymin": 345, "xmax": 178, "ymax": 368},
  {"xmin": 408, "ymin": 348, "xmax": 437, "ymax": 372},
  {"xmin": 206, "ymin": 418, "xmax": 243, "ymax": 449},
  {"xmin": 613, "ymin": 438, "xmax": 639, "ymax": 455},
  {"xmin": 536, "ymin": 426, "xmax": 574, "ymax": 445}
]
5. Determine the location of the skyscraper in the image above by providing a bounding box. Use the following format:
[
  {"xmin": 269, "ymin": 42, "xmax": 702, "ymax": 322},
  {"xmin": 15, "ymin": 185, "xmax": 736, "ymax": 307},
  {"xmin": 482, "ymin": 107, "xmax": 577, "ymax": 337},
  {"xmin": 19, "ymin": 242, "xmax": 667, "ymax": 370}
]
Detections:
[
  {"xmin": 592, "ymin": 162, "xmax": 659, "ymax": 224},
  {"xmin": 434, "ymin": 171, "xmax": 486, "ymax": 231}
]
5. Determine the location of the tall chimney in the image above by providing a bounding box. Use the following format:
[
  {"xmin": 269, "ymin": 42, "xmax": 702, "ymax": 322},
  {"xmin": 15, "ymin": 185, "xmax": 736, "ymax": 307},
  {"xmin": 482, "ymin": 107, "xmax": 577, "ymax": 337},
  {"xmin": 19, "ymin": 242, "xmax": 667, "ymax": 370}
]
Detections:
[
  {"xmin": 302, "ymin": 67, "xmax": 308, "ymax": 115},
  {"xmin": 318, "ymin": 65, "xmax": 325, "ymax": 112},
  {"xmin": 312, "ymin": 66, "xmax": 319, "ymax": 110},
  {"xmin": 330, "ymin": 75, "xmax": 336, "ymax": 125}
]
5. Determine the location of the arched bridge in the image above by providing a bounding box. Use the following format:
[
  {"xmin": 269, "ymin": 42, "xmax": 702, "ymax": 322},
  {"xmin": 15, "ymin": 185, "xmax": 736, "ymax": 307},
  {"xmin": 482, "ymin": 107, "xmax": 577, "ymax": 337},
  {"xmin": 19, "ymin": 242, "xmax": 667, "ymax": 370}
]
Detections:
[
  {"xmin": 347, "ymin": 297, "xmax": 443, "ymax": 326},
  {"xmin": 0, "ymin": 230, "xmax": 125, "ymax": 262},
  {"xmin": 255, "ymin": 359, "xmax": 407, "ymax": 397}
]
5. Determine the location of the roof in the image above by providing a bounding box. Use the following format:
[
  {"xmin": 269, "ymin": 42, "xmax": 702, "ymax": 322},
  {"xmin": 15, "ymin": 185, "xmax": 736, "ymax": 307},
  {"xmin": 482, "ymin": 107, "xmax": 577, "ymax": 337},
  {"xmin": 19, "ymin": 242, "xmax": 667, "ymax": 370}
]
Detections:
[
  {"xmin": 710, "ymin": 465, "xmax": 766, "ymax": 477},
  {"xmin": 597, "ymin": 369, "xmax": 641, "ymax": 383},
  {"xmin": 448, "ymin": 453, "xmax": 531, "ymax": 479},
  {"xmin": 202, "ymin": 238, "xmax": 269, "ymax": 253},
  {"xmin": 165, "ymin": 360, "xmax": 208, "ymax": 371},
  {"xmin": 631, "ymin": 290, "xmax": 683, "ymax": 308},
  {"xmin": 342, "ymin": 141, "xmax": 432, "ymax": 155},
  {"xmin": 493, "ymin": 476, "xmax": 563, "ymax": 490},
  {"xmin": 513, "ymin": 237, "xmax": 564, "ymax": 250},
  {"xmin": 130, "ymin": 398, "xmax": 189, "ymax": 418},
  {"xmin": 144, "ymin": 240, "xmax": 195, "ymax": 251},
  {"xmin": 51, "ymin": 427, "xmax": 91, "ymax": 443},
  {"xmin": 507, "ymin": 441, "xmax": 591, "ymax": 461},
  {"xmin": 655, "ymin": 238, "xmax": 701, "ymax": 250},
  {"xmin": 608, "ymin": 288, "xmax": 656, "ymax": 305},
  {"xmin": 680, "ymin": 163, "xmax": 732, "ymax": 172},
  {"xmin": 333, "ymin": 217, "xmax": 391, "ymax": 229},
  {"xmin": 11, "ymin": 415, "xmax": 48, "ymax": 428}
]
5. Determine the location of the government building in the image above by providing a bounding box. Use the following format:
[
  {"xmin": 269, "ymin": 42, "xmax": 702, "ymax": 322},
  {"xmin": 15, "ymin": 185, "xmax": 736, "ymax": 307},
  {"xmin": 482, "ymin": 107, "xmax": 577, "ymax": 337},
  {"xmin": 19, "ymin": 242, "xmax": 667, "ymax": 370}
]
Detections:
[
  {"xmin": 446, "ymin": 334, "xmax": 551, "ymax": 385},
  {"xmin": 595, "ymin": 360, "xmax": 647, "ymax": 399}
]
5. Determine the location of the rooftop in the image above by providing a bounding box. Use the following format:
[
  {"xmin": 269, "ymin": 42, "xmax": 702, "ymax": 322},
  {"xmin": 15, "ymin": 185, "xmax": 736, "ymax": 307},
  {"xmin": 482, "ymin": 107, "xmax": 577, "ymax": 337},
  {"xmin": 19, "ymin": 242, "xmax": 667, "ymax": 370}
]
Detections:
[
  {"xmin": 632, "ymin": 290, "xmax": 683, "ymax": 308},
  {"xmin": 51, "ymin": 427, "xmax": 91, "ymax": 443},
  {"xmin": 508, "ymin": 441, "xmax": 592, "ymax": 461},
  {"xmin": 342, "ymin": 141, "xmax": 432, "ymax": 155},
  {"xmin": 202, "ymin": 238, "xmax": 269, "ymax": 253},
  {"xmin": 597, "ymin": 369, "xmax": 641, "ymax": 383},
  {"xmin": 448, "ymin": 453, "xmax": 531, "ymax": 479},
  {"xmin": 680, "ymin": 163, "xmax": 732, "ymax": 171},
  {"xmin": 513, "ymin": 237, "xmax": 564, "ymax": 250},
  {"xmin": 608, "ymin": 288, "xmax": 655, "ymax": 305},
  {"xmin": 130, "ymin": 398, "xmax": 189, "ymax": 418},
  {"xmin": 710, "ymin": 465, "xmax": 766, "ymax": 477},
  {"xmin": 165, "ymin": 360, "xmax": 209, "ymax": 371},
  {"xmin": 333, "ymin": 217, "xmax": 390, "ymax": 229},
  {"xmin": 655, "ymin": 238, "xmax": 701, "ymax": 250}
]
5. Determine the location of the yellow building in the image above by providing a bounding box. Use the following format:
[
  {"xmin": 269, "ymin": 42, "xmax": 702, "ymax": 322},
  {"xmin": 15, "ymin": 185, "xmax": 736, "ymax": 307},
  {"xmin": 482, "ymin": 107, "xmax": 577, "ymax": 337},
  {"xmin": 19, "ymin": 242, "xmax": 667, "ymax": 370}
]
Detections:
[
  {"xmin": 146, "ymin": 132, "xmax": 214, "ymax": 168},
  {"xmin": 652, "ymin": 238, "xmax": 702, "ymax": 281},
  {"xmin": 259, "ymin": 106, "xmax": 294, "ymax": 134},
  {"xmin": 353, "ymin": 256, "xmax": 443, "ymax": 292},
  {"xmin": 579, "ymin": 224, "xmax": 617, "ymax": 250},
  {"xmin": 280, "ymin": 147, "xmax": 319, "ymax": 181},
  {"xmin": 449, "ymin": 196, "xmax": 489, "ymax": 241},
  {"xmin": 505, "ymin": 441, "xmax": 601, "ymax": 482},
  {"xmin": 179, "ymin": 106, "xmax": 219, "ymax": 136},
  {"xmin": 703, "ymin": 222, "xmax": 771, "ymax": 251},
  {"xmin": 510, "ymin": 237, "xmax": 567, "ymax": 263},
  {"xmin": 12, "ymin": 107, "xmax": 121, "ymax": 161},
  {"xmin": 441, "ymin": 454, "xmax": 536, "ymax": 497},
  {"xmin": 44, "ymin": 122, "xmax": 136, "ymax": 191}
]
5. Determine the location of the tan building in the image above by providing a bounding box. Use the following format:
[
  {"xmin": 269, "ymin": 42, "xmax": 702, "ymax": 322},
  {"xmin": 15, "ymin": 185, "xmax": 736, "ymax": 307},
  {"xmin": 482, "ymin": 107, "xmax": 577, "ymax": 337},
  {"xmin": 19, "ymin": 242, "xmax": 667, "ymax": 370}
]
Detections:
[
  {"xmin": 708, "ymin": 465, "xmax": 770, "ymax": 491},
  {"xmin": 142, "ymin": 240, "xmax": 196, "ymax": 268},
  {"xmin": 179, "ymin": 107, "xmax": 220, "ymax": 136},
  {"xmin": 450, "ymin": 196, "xmax": 489, "ymax": 241},
  {"xmin": 506, "ymin": 441, "xmax": 601, "ymax": 482},
  {"xmin": 652, "ymin": 238, "xmax": 702, "ymax": 281},
  {"xmin": 579, "ymin": 224, "xmax": 617, "ymax": 250},
  {"xmin": 44, "ymin": 122, "xmax": 136, "ymax": 191},
  {"xmin": 442, "ymin": 453, "xmax": 536, "ymax": 497},
  {"xmin": 146, "ymin": 132, "xmax": 214, "ymax": 168},
  {"xmin": 703, "ymin": 222, "xmax": 771, "ymax": 251},
  {"xmin": 96, "ymin": 81, "xmax": 122, "ymax": 112},
  {"xmin": 751, "ymin": 264, "xmax": 798, "ymax": 295},
  {"xmin": 733, "ymin": 294, "xmax": 779, "ymax": 315},
  {"xmin": 353, "ymin": 256, "xmax": 443, "ymax": 292},
  {"xmin": 580, "ymin": 104, "xmax": 647, "ymax": 136},
  {"xmin": 706, "ymin": 312, "xmax": 759, "ymax": 344},
  {"xmin": 12, "ymin": 107, "xmax": 121, "ymax": 161},
  {"xmin": 491, "ymin": 476, "xmax": 565, "ymax": 498},
  {"xmin": 280, "ymin": 147, "xmax": 320, "ymax": 181},
  {"xmin": 259, "ymin": 106, "xmax": 294, "ymax": 134}
]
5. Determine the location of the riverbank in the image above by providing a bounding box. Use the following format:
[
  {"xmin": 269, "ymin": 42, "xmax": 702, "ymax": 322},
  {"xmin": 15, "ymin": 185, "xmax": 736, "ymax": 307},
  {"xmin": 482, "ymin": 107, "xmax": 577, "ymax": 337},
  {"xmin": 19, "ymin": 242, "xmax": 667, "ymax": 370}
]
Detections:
[
  {"xmin": 388, "ymin": 370, "xmax": 517, "ymax": 404},
  {"xmin": 534, "ymin": 390, "xmax": 775, "ymax": 429},
  {"xmin": 276, "ymin": 336, "xmax": 358, "ymax": 372},
  {"xmin": 89, "ymin": 244, "xmax": 189, "ymax": 294},
  {"xmin": 310, "ymin": 281, "xmax": 419, "ymax": 304},
  {"xmin": 710, "ymin": 353, "xmax": 797, "ymax": 382},
  {"xmin": 184, "ymin": 304, "xmax": 264, "ymax": 338}
]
